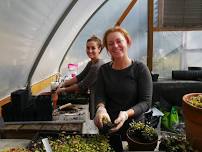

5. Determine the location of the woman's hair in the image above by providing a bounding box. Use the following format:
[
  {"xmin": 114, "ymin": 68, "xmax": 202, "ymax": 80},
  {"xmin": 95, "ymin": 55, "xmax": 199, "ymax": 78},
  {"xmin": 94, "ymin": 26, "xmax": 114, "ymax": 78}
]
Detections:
[
  {"xmin": 103, "ymin": 26, "xmax": 132, "ymax": 50},
  {"xmin": 87, "ymin": 35, "xmax": 103, "ymax": 53}
]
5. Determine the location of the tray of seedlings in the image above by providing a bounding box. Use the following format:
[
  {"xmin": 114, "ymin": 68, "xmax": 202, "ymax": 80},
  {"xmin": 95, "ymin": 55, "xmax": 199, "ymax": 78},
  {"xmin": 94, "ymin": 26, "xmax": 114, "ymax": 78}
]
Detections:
[
  {"xmin": 58, "ymin": 93, "xmax": 90, "ymax": 105},
  {"xmin": 27, "ymin": 131, "xmax": 123, "ymax": 152}
]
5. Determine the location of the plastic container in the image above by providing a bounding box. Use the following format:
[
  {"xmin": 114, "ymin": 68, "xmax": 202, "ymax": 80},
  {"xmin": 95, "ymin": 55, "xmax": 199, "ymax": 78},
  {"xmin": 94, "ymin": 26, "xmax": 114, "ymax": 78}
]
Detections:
[
  {"xmin": 50, "ymin": 81, "xmax": 59, "ymax": 91},
  {"xmin": 67, "ymin": 63, "xmax": 78, "ymax": 78},
  {"xmin": 126, "ymin": 129, "xmax": 158, "ymax": 151}
]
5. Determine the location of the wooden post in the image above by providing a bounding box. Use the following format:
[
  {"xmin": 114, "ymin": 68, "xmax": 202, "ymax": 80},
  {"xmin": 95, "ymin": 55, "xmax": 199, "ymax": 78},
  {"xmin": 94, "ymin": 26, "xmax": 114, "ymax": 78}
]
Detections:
[
  {"xmin": 115, "ymin": 0, "xmax": 138, "ymax": 26},
  {"xmin": 147, "ymin": 0, "xmax": 154, "ymax": 71}
]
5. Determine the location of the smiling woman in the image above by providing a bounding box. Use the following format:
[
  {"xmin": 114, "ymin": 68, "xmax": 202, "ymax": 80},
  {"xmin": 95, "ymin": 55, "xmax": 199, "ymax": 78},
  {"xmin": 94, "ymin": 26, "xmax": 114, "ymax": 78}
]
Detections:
[
  {"xmin": 56, "ymin": 35, "xmax": 104, "ymax": 95},
  {"xmin": 94, "ymin": 26, "xmax": 152, "ymax": 140},
  {"xmin": 56, "ymin": 35, "xmax": 105, "ymax": 119}
]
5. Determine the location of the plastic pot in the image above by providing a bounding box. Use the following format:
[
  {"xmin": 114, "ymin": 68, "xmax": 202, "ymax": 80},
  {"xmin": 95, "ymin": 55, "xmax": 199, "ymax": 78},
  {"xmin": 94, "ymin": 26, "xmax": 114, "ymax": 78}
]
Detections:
[{"xmin": 126, "ymin": 129, "xmax": 158, "ymax": 151}]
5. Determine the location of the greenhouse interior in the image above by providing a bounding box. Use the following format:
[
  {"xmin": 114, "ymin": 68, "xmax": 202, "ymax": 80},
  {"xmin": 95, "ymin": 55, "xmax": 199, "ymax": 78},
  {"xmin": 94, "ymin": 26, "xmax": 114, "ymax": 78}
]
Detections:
[{"xmin": 0, "ymin": 0, "xmax": 202, "ymax": 151}]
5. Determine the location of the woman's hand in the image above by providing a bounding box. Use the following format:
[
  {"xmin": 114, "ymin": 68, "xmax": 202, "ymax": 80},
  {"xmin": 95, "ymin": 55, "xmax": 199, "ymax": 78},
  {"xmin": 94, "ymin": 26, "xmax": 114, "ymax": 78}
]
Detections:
[
  {"xmin": 110, "ymin": 111, "xmax": 128, "ymax": 133},
  {"xmin": 94, "ymin": 106, "xmax": 111, "ymax": 129},
  {"xmin": 56, "ymin": 87, "xmax": 64, "ymax": 95},
  {"xmin": 51, "ymin": 91, "xmax": 58, "ymax": 109}
]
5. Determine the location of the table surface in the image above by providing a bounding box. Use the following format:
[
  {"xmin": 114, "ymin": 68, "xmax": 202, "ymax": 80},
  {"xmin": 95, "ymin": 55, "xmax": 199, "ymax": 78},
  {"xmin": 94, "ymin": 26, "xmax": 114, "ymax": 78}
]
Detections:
[{"xmin": 0, "ymin": 104, "xmax": 88, "ymax": 139}]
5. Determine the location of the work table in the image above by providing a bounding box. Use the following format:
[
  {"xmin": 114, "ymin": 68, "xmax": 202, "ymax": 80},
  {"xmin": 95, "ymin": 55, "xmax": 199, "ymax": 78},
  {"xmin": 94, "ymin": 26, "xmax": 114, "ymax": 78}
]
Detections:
[
  {"xmin": 153, "ymin": 79, "xmax": 202, "ymax": 106},
  {"xmin": 0, "ymin": 104, "xmax": 88, "ymax": 139}
]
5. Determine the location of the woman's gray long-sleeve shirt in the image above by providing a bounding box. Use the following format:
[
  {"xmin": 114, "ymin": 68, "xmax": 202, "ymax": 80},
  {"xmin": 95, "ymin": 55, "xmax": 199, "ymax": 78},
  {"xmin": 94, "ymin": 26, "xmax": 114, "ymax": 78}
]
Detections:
[
  {"xmin": 76, "ymin": 59, "xmax": 105, "ymax": 92},
  {"xmin": 95, "ymin": 60, "xmax": 152, "ymax": 122}
]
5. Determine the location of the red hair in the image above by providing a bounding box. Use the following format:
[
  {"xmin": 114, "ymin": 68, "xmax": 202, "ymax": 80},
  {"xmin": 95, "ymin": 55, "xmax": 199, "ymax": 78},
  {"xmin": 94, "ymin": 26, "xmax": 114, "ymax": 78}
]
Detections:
[{"xmin": 103, "ymin": 26, "xmax": 132, "ymax": 50}]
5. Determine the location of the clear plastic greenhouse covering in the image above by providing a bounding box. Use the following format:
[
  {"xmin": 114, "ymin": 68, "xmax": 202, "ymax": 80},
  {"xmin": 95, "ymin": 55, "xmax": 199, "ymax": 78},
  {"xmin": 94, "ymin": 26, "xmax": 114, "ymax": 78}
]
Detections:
[
  {"xmin": 0, "ymin": 0, "xmax": 149, "ymax": 99},
  {"xmin": 0, "ymin": 0, "xmax": 106, "ymax": 98},
  {"xmin": 1, "ymin": 0, "xmax": 202, "ymax": 99}
]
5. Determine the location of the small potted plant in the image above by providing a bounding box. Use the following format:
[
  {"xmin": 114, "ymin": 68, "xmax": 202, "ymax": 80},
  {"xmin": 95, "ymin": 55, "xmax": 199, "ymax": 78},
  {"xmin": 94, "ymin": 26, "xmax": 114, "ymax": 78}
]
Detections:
[
  {"xmin": 159, "ymin": 132, "xmax": 195, "ymax": 152},
  {"xmin": 126, "ymin": 121, "xmax": 158, "ymax": 151}
]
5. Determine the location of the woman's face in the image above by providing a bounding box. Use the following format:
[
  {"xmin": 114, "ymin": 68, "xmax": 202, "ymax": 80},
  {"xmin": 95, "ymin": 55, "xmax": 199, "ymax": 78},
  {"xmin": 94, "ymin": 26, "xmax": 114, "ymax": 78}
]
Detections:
[
  {"xmin": 106, "ymin": 32, "xmax": 128, "ymax": 60},
  {"xmin": 86, "ymin": 41, "xmax": 100, "ymax": 60}
]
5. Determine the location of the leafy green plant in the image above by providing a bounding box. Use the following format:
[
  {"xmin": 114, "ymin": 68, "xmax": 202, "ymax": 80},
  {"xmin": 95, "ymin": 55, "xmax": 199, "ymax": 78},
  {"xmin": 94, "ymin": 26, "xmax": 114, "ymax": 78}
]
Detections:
[
  {"xmin": 128, "ymin": 121, "xmax": 158, "ymax": 143},
  {"xmin": 159, "ymin": 133, "xmax": 196, "ymax": 152},
  {"xmin": 29, "ymin": 133, "xmax": 115, "ymax": 152}
]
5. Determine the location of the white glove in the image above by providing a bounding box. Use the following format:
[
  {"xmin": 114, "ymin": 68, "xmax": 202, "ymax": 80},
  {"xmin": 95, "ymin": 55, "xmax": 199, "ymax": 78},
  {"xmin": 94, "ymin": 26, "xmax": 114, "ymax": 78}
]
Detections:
[
  {"xmin": 94, "ymin": 106, "xmax": 111, "ymax": 129},
  {"xmin": 110, "ymin": 111, "xmax": 128, "ymax": 132}
]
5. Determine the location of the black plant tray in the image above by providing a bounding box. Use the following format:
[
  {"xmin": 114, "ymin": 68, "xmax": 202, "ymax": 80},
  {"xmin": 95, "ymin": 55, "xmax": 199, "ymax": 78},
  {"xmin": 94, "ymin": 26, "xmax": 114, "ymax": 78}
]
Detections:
[
  {"xmin": 58, "ymin": 93, "xmax": 89, "ymax": 105},
  {"xmin": 27, "ymin": 131, "xmax": 123, "ymax": 152}
]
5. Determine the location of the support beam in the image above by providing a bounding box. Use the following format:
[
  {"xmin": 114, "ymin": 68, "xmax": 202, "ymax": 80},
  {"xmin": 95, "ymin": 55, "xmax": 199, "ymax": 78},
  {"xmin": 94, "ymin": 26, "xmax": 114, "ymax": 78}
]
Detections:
[
  {"xmin": 147, "ymin": 0, "xmax": 154, "ymax": 71},
  {"xmin": 115, "ymin": 0, "xmax": 138, "ymax": 26}
]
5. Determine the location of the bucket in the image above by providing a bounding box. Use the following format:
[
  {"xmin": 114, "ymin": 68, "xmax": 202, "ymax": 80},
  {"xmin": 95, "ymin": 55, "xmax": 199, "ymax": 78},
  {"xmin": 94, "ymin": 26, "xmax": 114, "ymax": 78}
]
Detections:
[{"xmin": 182, "ymin": 93, "xmax": 202, "ymax": 151}]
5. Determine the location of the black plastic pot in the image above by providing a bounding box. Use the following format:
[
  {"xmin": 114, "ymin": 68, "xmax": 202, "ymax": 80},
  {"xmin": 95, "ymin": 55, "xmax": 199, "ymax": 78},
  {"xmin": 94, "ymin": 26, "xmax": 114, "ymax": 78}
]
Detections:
[
  {"xmin": 35, "ymin": 95, "xmax": 53, "ymax": 121},
  {"xmin": 126, "ymin": 129, "xmax": 158, "ymax": 151},
  {"xmin": 151, "ymin": 73, "xmax": 159, "ymax": 82}
]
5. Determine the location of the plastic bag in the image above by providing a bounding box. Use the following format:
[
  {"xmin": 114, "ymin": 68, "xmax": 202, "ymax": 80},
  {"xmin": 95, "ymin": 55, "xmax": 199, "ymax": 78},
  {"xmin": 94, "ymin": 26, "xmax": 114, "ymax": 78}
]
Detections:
[
  {"xmin": 161, "ymin": 106, "xmax": 180, "ymax": 131},
  {"xmin": 170, "ymin": 106, "xmax": 179, "ymax": 130},
  {"xmin": 161, "ymin": 111, "xmax": 170, "ymax": 129}
]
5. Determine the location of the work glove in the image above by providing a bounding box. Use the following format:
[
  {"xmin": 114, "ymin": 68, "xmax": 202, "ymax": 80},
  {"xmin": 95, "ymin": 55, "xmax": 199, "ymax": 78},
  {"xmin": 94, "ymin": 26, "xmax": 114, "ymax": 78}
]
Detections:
[
  {"xmin": 110, "ymin": 111, "xmax": 128, "ymax": 133},
  {"xmin": 94, "ymin": 106, "xmax": 111, "ymax": 129}
]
